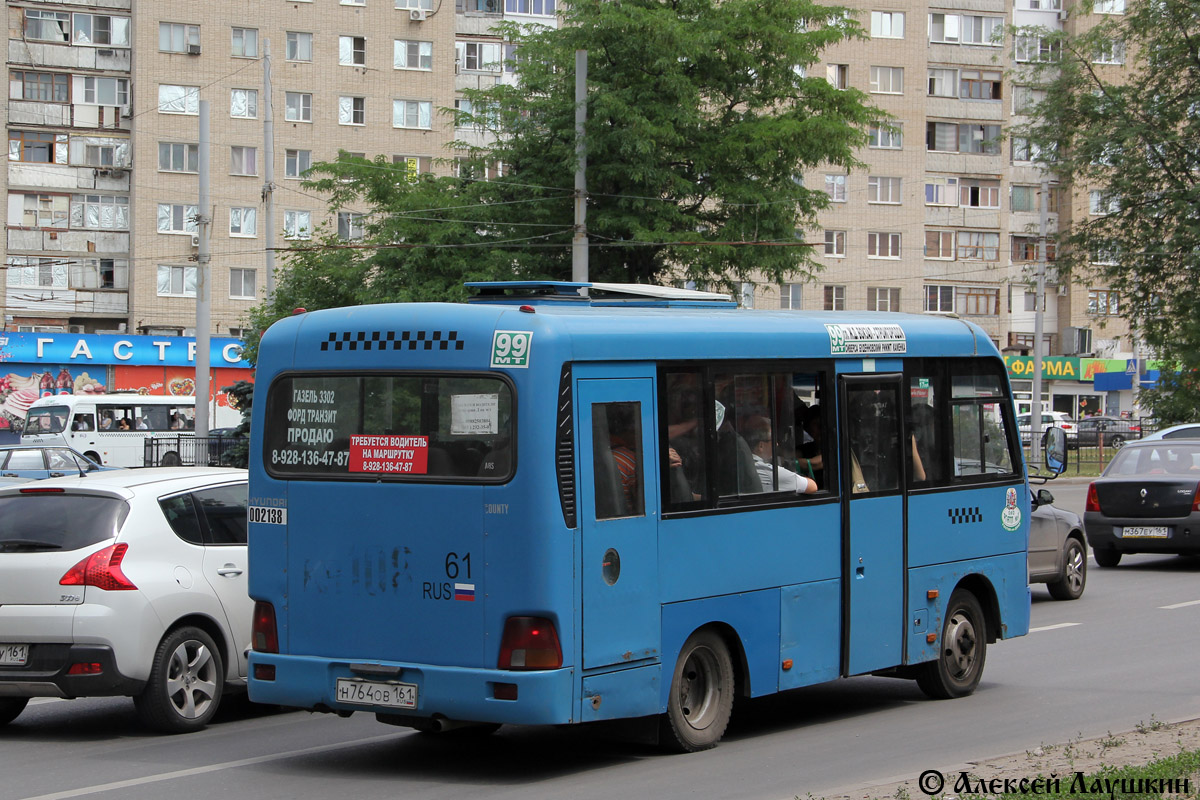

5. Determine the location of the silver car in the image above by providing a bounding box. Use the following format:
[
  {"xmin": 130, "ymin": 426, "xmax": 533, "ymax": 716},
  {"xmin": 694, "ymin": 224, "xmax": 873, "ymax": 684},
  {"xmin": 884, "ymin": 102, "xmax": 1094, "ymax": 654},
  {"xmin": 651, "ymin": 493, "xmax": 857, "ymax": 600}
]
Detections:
[{"xmin": 1029, "ymin": 488, "xmax": 1087, "ymax": 600}]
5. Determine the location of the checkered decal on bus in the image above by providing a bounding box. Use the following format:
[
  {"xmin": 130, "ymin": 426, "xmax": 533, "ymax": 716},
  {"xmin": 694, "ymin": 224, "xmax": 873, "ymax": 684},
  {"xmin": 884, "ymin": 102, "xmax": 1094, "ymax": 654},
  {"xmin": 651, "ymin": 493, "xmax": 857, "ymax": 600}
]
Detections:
[
  {"xmin": 320, "ymin": 330, "xmax": 465, "ymax": 352},
  {"xmin": 947, "ymin": 507, "xmax": 983, "ymax": 525}
]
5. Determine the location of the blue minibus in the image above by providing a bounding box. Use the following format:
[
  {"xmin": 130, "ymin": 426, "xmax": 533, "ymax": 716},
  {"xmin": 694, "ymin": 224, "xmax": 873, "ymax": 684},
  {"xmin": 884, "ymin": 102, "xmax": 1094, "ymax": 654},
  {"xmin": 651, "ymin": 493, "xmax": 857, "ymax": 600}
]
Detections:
[{"xmin": 247, "ymin": 282, "xmax": 1033, "ymax": 751}]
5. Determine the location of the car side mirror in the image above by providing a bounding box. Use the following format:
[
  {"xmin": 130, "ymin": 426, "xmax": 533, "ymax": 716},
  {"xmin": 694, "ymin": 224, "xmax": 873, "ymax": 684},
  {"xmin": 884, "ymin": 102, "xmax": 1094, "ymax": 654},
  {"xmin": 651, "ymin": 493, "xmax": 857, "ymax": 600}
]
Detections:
[
  {"xmin": 1036, "ymin": 488, "xmax": 1054, "ymax": 507},
  {"xmin": 1044, "ymin": 427, "xmax": 1068, "ymax": 475}
]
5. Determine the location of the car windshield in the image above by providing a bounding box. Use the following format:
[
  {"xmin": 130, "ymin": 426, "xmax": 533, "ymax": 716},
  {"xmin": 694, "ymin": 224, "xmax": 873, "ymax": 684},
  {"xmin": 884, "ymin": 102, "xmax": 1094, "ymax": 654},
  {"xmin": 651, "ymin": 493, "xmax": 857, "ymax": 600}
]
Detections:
[
  {"xmin": 1106, "ymin": 443, "xmax": 1200, "ymax": 477},
  {"xmin": 0, "ymin": 494, "xmax": 129, "ymax": 551}
]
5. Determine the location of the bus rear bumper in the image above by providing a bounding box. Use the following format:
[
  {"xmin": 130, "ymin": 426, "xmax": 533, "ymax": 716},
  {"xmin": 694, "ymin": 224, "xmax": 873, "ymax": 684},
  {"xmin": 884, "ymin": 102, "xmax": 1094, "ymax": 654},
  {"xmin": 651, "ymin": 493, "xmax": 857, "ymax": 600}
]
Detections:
[{"xmin": 248, "ymin": 653, "xmax": 576, "ymax": 725}]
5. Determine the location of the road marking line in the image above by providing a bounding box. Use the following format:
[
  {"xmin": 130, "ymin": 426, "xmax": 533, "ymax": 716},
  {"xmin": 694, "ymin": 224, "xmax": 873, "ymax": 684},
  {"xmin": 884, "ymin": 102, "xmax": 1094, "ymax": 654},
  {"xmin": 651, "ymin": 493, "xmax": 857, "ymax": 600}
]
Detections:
[
  {"xmin": 1160, "ymin": 599, "xmax": 1200, "ymax": 610},
  {"xmin": 19, "ymin": 732, "xmax": 402, "ymax": 800},
  {"xmin": 1029, "ymin": 622, "xmax": 1081, "ymax": 632}
]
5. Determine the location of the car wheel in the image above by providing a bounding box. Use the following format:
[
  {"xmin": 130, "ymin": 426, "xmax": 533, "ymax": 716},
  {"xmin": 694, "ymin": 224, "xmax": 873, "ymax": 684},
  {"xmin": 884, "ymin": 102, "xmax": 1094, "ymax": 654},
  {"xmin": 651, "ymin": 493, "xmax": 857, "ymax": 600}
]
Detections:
[
  {"xmin": 1093, "ymin": 547, "xmax": 1122, "ymax": 568},
  {"xmin": 134, "ymin": 626, "xmax": 224, "ymax": 733},
  {"xmin": 1110, "ymin": 435, "xmax": 1126, "ymax": 449},
  {"xmin": 660, "ymin": 629, "xmax": 734, "ymax": 752},
  {"xmin": 0, "ymin": 697, "xmax": 29, "ymax": 726},
  {"xmin": 916, "ymin": 589, "xmax": 987, "ymax": 700},
  {"xmin": 1047, "ymin": 537, "xmax": 1087, "ymax": 600},
  {"xmin": 160, "ymin": 451, "xmax": 182, "ymax": 467}
]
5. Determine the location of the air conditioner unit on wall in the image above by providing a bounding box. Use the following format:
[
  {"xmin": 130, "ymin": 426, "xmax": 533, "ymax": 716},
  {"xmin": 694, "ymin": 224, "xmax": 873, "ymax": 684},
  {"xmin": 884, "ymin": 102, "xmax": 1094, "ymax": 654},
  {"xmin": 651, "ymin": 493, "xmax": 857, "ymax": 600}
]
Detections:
[
  {"xmin": 190, "ymin": 234, "xmax": 200, "ymax": 247},
  {"xmin": 410, "ymin": 8, "xmax": 427, "ymax": 20},
  {"xmin": 187, "ymin": 43, "xmax": 201, "ymax": 55},
  {"xmin": 69, "ymin": 325, "xmax": 85, "ymax": 334}
]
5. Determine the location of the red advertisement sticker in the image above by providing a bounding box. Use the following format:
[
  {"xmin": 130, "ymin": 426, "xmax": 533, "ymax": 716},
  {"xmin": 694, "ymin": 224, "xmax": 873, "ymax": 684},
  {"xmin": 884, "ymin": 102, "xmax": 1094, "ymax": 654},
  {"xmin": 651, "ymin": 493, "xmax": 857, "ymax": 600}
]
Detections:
[{"xmin": 349, "ymin": 435, "xmax": 429, "ymax": 474}]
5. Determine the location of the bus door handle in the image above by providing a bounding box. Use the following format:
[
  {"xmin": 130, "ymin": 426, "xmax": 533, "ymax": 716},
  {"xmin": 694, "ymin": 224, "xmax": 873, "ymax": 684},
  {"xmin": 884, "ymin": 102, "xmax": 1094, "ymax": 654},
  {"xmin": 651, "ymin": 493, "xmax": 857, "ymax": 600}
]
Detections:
[{"xmin": 216, "ymin": 564, "xmax": 244, "ymax": 578}]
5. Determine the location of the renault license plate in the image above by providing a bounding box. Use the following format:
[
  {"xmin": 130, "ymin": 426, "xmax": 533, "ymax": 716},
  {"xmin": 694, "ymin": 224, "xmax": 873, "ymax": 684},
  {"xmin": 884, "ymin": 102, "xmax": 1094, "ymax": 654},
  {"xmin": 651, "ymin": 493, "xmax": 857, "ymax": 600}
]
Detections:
[
  {"xmin": 335, "ymin": 678, "xmax": 417, "ymax": 709},
  {"xmin": 1121, "ymin": 526, "xmax": 1170, "ymax": 538},
  {"xmin": 0, "ymin": 644, "xmax": 28, "ymax": 666}
]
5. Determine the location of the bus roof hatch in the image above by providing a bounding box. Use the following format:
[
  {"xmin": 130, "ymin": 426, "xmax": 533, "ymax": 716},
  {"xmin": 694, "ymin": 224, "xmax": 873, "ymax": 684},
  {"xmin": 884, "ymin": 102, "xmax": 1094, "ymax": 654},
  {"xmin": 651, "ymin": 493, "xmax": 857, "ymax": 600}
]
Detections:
[{"xmin": 465, "ymin": 281, "xmax": 736, "ymax": 308}]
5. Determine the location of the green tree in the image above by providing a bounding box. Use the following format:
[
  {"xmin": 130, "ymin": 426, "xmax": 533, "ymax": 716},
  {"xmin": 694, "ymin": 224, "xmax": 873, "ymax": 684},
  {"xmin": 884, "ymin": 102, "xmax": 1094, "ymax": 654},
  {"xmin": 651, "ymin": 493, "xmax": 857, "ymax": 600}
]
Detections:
[{"xmin": 1013, "ymin": 1, "xmax": 1200, "ymax": 422}]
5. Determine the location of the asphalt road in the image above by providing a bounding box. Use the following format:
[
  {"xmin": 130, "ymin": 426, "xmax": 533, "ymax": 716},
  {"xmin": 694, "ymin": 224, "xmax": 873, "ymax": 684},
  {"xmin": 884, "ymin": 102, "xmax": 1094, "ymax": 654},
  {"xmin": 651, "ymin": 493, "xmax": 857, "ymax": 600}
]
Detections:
[{"xmin": 5, "ymin": 476, "xmax": 1198, "ymax": 800}]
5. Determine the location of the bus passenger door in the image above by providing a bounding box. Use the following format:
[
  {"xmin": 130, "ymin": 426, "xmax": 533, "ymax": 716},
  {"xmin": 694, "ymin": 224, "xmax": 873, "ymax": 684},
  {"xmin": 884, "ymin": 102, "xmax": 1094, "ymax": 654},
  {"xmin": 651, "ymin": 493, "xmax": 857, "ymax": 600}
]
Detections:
[
  {"xmin": 577, "ymin": 377, "xmax": 660, "ymax": 670},
  {"xmin": 839, "ymin": 374, "xmax": 906, "ymax": 676}
]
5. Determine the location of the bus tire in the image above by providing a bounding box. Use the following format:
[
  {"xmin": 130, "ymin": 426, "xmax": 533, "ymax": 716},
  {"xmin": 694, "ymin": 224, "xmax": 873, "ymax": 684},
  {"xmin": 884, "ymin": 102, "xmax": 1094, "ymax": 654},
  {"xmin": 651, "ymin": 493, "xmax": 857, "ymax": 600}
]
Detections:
[
  {"xmin": 161, "ymin": 451, "xmax": 182, "ymax": 467},
  {"xmin": 84, "ymin": 451, "xmax": 101, "ymax": 464},
  {"xmin": 916, "ymin": 589, "xmax": 986, "ymax": 700},
  {"xmin": 661, "ymin": 629, "xmax": 734, "ymax": 752},
  {"xmin": 0, "ymin": 698, "xmax": 29, "ymax": 726}
]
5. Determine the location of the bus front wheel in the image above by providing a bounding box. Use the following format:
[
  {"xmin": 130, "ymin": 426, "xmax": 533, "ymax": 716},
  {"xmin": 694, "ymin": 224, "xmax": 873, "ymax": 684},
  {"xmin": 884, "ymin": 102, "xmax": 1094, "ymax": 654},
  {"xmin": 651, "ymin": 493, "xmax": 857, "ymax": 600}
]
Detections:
[
  {"xmin": 84, "ymin": 451, "xmax": 101, "ymax": 464},
  {"xmin": 916, "ymin": 589, "xmax": 987, "ymax": 700},
  {"xmin": 661, "ymin": 629, "xmax": 734, "ymax": 753}
]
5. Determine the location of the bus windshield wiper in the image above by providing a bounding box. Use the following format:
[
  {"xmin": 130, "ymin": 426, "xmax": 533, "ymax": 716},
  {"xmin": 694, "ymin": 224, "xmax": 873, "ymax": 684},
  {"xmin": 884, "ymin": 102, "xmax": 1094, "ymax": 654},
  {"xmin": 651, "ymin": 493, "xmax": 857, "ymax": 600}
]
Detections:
[{"xmin": 0, "ymin": 539, "xmax": 64, "ymax": 551}]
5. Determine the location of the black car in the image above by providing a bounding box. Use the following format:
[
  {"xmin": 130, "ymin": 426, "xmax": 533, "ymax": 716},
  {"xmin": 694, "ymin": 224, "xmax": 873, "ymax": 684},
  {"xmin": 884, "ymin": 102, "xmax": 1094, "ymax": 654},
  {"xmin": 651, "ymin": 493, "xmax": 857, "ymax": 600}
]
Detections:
[
  {"xmin": 1083, "ymin": 440, "xmax": 1200, "ymax": 566},
  {"xmin": 1074, "ymin": 416, "xmax": 1141, "ymax": 449}
]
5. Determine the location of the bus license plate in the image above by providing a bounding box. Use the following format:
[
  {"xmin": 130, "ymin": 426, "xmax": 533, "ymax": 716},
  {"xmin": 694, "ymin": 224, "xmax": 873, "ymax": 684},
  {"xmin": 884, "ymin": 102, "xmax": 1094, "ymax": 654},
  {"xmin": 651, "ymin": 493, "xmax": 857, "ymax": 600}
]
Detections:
[
  {"xmin": 335, "ymin": 678, "xmax": 417, "ymax": 709},
  {"xmin": 0, "ymin": 644, "xmax": 28, "ymax": 666},
  {"xmin": 1121, "ymin": 526, "xmax": 1169, "ymax": 538}
]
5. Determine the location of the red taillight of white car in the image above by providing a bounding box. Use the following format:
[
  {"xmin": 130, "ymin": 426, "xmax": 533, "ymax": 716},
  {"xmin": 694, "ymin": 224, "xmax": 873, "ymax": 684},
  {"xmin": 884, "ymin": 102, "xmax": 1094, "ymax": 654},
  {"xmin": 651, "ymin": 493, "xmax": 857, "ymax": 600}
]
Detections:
[{"xmin": 59, "ymin": 543, "xmax": 137, "ymax": 591}]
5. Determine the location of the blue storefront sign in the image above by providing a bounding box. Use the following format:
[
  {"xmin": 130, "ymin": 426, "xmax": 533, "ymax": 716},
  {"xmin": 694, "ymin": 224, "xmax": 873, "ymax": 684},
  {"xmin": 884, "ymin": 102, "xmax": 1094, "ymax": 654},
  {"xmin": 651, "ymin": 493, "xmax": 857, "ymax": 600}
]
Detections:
[{"xmin": 0, "ymin": 333, "xmax": 248, "ymax": 368}]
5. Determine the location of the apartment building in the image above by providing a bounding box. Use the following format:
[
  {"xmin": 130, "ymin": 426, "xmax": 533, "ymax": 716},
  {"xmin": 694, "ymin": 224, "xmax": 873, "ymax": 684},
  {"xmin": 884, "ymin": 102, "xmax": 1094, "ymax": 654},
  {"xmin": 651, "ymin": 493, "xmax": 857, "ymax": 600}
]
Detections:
[{"xmin": 4, "ymin": 0, "xmax": 551, "ymax": 337}]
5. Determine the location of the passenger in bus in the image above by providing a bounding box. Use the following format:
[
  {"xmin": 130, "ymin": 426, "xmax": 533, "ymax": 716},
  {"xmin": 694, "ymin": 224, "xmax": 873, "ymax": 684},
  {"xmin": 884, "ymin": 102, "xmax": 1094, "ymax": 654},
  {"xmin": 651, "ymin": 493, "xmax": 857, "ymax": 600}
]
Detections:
[
  {"xmin": 798, "ymin": 404, "xmax": 825, "ymax": 488},
  {"xmin": 72, "ymin": 417, "xmax": 91, "ymax": 432},
  {"xmin": 666, "ymin": 376, "xmax": 705, "ymax": 499},
  {"xmin": 136, "ymin": 417, "xmax": 149, "ymax": 430},
  {"xmin": 117, "ymin": 418, "xmax": 132, "ymax": 431},
  {"xmin": 607, "ymin": 405, "xmax": 640, "ymax": 512},
  {"xmin": 99, "ymin": 412, "xmax": 114, "ymax": 430},
  {"xmin": 745, "ymin": 418, "xmax": 817, "ymax": 495}
]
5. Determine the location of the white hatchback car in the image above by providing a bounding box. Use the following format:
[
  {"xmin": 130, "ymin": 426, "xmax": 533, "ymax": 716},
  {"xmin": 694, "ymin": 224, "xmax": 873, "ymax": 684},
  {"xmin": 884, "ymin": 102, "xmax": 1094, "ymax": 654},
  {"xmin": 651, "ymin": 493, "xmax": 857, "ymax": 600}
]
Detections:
[{"xmin": 0, "ymin": 468, "xmax": 250, "ymax": 733}]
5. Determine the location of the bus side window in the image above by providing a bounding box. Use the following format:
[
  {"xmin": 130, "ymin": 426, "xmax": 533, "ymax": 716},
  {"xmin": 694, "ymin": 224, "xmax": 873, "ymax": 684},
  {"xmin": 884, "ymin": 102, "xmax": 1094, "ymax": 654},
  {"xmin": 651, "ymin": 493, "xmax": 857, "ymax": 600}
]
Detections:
[
  {"xmin": 72, "ymin": 413, "xmax": 95, "ymax": 431},
  {"xmin": 909, "ymin": 376, "xmax": 940, "ymax": 485},
  {"xmin": 663, "ymin": 371, "xmax": 707, "ymax": 507}
]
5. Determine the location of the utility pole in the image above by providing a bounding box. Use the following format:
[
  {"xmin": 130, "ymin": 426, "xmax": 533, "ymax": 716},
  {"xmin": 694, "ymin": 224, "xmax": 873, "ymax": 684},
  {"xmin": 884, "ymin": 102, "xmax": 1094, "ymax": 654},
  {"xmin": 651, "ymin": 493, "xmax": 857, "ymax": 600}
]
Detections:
[
  {"xmin": 195, "ymin": 100, "xmax": 211, "ymax": 438},
  {"xmin": 571, "ymin": 49, "xmax": 588, "ymax": 284},
  {"xmin": 263, "ymin": 39, "xmax": 276, "ymax": 300},
  {"xmin": 1030, "ymin": 179, "xmax": 1049, "ymax": 462}
]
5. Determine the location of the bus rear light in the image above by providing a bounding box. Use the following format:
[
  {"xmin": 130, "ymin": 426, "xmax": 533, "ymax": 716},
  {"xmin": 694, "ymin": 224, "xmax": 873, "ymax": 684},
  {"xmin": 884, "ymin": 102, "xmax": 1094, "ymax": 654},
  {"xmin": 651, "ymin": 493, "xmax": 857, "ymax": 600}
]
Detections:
[
  {"xmin": 252, "ymin": 601, "xmax": 279, "ymax": 653},
  {"xmin": 59, "ymin": 543, "xmax": 136, "ymax": 591},
  {"xmin": 254, "ymin": 664, "xmax": 276, "ymax": 681},
  {"xmin": 498, "ymin": 616, "xmax": 562, "ymax": 670},
  {"xmin": 492, "ymin": 682, "xmax": 518, "ymax": 700},
  {"xmin": 1085, "ymin": 482, "xmax": 1100, "ymax": 513}
]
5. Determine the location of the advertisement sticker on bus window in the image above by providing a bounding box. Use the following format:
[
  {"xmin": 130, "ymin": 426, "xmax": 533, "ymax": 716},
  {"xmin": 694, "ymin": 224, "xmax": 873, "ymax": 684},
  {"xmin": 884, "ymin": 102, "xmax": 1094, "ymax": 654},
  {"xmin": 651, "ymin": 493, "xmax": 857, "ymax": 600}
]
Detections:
[
  {"xmin": 490, "ymin": 331, "xmax": 532, "ymax": 369},
  {"xmin": 451, "ymin": 394, "xmax": 499, "ymax": 435},
  {"xmin": 825, "ymin": 323, "xmax": 907, "ymax": 356},
  {"xmin": 349, "ymin": 435, "xmax": 429, "ymax": 475}
]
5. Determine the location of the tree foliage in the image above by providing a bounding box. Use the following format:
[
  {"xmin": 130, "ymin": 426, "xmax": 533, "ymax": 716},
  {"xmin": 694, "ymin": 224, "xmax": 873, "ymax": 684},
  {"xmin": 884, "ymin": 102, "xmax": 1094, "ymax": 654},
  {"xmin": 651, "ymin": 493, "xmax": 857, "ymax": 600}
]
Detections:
[
  {"xmin": 245, "ymin": 0, "xmax": 877, "ymax": 359},
  {"xmin": 1014, "ymin": 0, "xmax": 1200, "ymax": 422}
]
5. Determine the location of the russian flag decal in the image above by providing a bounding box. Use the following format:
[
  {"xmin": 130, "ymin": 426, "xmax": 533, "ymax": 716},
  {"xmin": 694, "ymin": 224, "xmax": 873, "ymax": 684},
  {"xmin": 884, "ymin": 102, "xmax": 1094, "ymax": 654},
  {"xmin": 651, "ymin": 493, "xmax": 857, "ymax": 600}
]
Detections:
[{"xmin": 454, "ymin": 583, "xmax": 476, "ymax": 601}]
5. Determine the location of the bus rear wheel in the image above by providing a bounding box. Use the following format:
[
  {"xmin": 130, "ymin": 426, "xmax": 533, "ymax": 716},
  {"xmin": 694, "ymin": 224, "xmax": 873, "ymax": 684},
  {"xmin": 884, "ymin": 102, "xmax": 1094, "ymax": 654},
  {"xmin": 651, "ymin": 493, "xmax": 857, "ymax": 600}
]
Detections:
[
  {"xmin": 661, "ymin": 630, "xmax": 734, "ymax": 752},
  {"xmin": 916, "ymin": 589, "xmax": 987, "ymax": 700}
]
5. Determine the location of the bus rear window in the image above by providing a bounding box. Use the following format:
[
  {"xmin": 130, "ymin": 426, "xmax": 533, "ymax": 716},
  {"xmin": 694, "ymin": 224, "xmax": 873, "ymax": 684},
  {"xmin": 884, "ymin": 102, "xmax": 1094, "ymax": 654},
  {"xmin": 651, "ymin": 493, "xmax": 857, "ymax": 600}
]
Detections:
[{"xmin": 263, "ymin": 374, "xmax": 514, "ymax": 481}]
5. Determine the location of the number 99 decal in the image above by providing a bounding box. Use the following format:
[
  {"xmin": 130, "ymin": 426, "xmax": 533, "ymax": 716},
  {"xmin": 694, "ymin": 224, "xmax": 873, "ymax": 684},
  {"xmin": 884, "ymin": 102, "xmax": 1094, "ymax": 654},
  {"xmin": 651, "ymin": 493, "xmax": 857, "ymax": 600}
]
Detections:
[{"xmin": 490, "ymin": 331, "xmax": 533, "ymax": 369}]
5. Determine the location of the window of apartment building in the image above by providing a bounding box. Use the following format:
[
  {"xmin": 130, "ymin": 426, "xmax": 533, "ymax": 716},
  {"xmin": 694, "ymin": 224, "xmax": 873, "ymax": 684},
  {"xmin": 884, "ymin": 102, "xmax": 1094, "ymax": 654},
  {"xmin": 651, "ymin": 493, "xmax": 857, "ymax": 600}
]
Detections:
[
  {"xmin": 871, "ymin": 11, "xmax": 904, "ymax": 38},
  {"xmin": 929, "ymin": 13, "xmax": 960, "ymax": 43},
  {"xmin": 457, "ymin": 41, "xmax": 503, "ymax": 71},
  {"xmin": 925, "ymin": 176, "xmax": 958, "ymax": 205},
  {"xmin": 24, "ymin": 10, "xmax": 70, "ymax": 43},
  {"xmin": 960, "ymin": 179, "xmax": 1000, "ymax": 208},
  {"xmin": 339, "ymin": 96, "xmax": 366, "ymax": 125},
  {"xmin": 230, "ymin": 146, "xmax": 257, "ymax": 176},
  {"xmin": 462, "ymin": 0, "xmax": 501, "ymax": 10},
  {"xmin": 959, "ymin": 124, "xmax": 1001, "ymax": 155},
  {"xmin": 869, "ymin": 123, "xmax": 903, "ymax": 149},
  {"xmin": 1029, "ymin": 0, "xmax": 1063, "ymax": 9},
  {"xmin": 285, "ymin": 149, "xmax": 312, "ymax": 178},
  {"xmin": 338, "ymin": 212, "xmax": 365, "ymax": 241},
  {"xmin": 1012, "ymin": 136, "xmax": 1041, "ymax": 163},
  {"xmin": 1095, "ymin": 0, "xmax": 1125, "ymax": 13},
  {"xmin": 868, "ymin": 287, "xmax": 900, "ymax": 312},
  {"xmin": 869, "ymin": 66, "xmax": 903, "ymax": 94},
  {"xmin": 230, "ymin": 207, "xmax": 257, "ymax": 237},
  {"xmin": 84, "ymin": 77, "xmax": 129, "ymax": 107},
  {"xmin": 285, "ymin": 92, "xmax": 313, "ymax": 122},
  {"xmin": 230, "ymin": 268, "xmax": 257, "ymax": 300},
  {"xmin": 9, "ymin": 131, "xmax": 67, "ymax": 164},
  {"xmin": 6, "ymin": 258, "xmax": 66, "ymax": 289},
  {"xmin": 924, "ymin": 229, "xmax": 955, "ymax": 259},
  {"xmin": 824, "ymin": 230, "xmax": 846, "ymax": 257},
  {"xmin": 1011, "ymin": 235, "xmax": 1054, "ymax": 262},
  {"xmin": 157, "ymin": 203, "xmax": 198, "ymax": 234},
  {"xmin": 925, "ymin": 284, "xmax": 955, "ymax": 312},
  {"xmin": 1090, "ymin": 190, "xmax": 1120, "ymax": 215},
  {"xmin": 960, "ymin": 70, "xmax": 1002, "ymax": 100},
  {"xmin": 82, "ymin": 141, "xmax": 123, "ymax": 167},
  {"xmin": 928, "ymin": 68, "xmax": 957, "ymax": 97},
  {"xmin": 868, "ymin": 176, "xmax": 902, "ymax": 204},
  {"xmin": 960, "ymin": 15, "xmax": 1002, "ymax": 45},
  {"xmin": 393, "ymin": 100, "xmax": 432, "ymax": 129},
  {"xmin": 868, "ymin": 232, "xmax": 901, "ymax": 259},
  {"xmin": 926, "ymin": 121, "xmax": 958, "ymax": 152},
  {"xmin": 73, "ymin": 14, "xmax": 130, "ymax": 47},
  {"xmin": 826, "ymin": 64, "xmax": 849, "ymax": 89},
  {"xmin": 159, "ymin": 85, "xmax": 200, "ymax": 115},
  {"xmin": 823, "ymin": 285, "xmax": 846, "ymax": 311},
  {"xmin": 394, "ymin": 154, "xmax": 433, "ymax": 179},
  {"xmin": 284, "ymin": 210, "xmax": 312, "ymax": 239},
  {"xmin": 957, "ymin": 231, "xmax": 1000, "ymax": 261},
  {"xmin": 72, "ymin": 258, "xmax": 127, "ymax": 289},
  {"xmin": 342, "ymin": 0, "xmax": 366, "ymax": 6},
  {"xmin": 286, "ymin": 32, "xmax": 313, "ymax": 62},
  {"xmin": 230, "ymin": 89, "xmax": 258, "ymax": 119},
  {"xmin": 71, "ymin": 194, "xmax": 127, "ymax": 229},
  {"xmin": 339, "ymin": 36, "xmax": 366, "ymax": 66},
  {"xmin": 503, "ymin": 0, "xmax": 554, "ymax": 14},
  {"xmin": 824, "ymin": 174, "xmax": 847, "ymax": 202},
  {"xmin": 159, "ymin": 142, "xmax": 199, "ymax": 173},
  {"xmin": 232, "ymin": 27, "xmax": 258, "ymax": 58},
  {"xmin": 8, "ymin": 194, "xmax": 69, "ymax": 228},
  {"xmin": 1094, "ymin": 39, "xmax": 1126, "ymax": 65},
  {"xmin": 10, "ymin": 71, "xmax": 69, "ymax": 103},
  {"xmin": 958, "ymin": 286, "xmax": 999, "ymax": 315},
  {"xmin": 395, "ymin": 40, "xmax": 433, "ymax": 70},
  {"xmin": 1088, "ymin": 289, "xmax": 1120, "ymax": 316},
  {"xmin": 159, "ymin": 23, "xmax": 200, "ymax": 53},
  {"xmin": 1011, "ymin": 184, "xmax": 1057, "ymax": 212},
  {"xmin": 1014, "ymin": 35, "xmax": 1060, "ymax": 63},
  {"xmin": 780, "ymin": 283, "xmax": 803, "ymax": 310},
  {"xmin": 158, "ymin": 265, "xmax": 197, "ymax": 297}
]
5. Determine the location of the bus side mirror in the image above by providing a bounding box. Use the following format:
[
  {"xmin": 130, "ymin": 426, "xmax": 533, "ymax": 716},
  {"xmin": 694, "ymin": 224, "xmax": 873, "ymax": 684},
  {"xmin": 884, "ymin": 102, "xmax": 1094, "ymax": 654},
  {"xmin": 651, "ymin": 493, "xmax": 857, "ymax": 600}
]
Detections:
[{"xmin": 1044, "ymin": 427, "xmax": 1068, "ymax": 475}]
